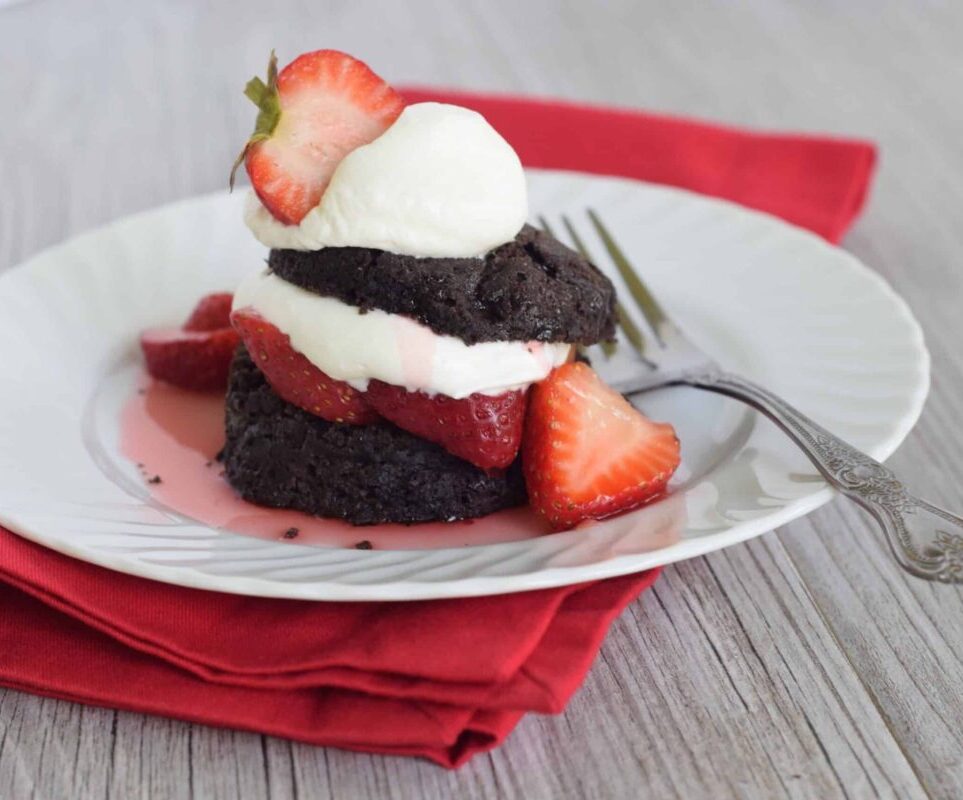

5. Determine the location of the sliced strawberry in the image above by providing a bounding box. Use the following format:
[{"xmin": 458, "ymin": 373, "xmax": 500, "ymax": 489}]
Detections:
[
  {"xmin": 183, "ymin": 292, "xmax": 234, "ymax": 332},
  {"xmin": 231, "ymin": 50, "xmax": 404, "ymax": 225},
  {"xmin": 522, "ymin": 362, "xmax": 680, "ymax": 530},
  {"xmin": 231, "ymin": 308, "xmax": 378, "ymax": 424},
  {"xmin": 366, "ymin": 381, "xmax": 527, "ymax": 471},
  {"xmin": 140, "ymin": 327, "xmax": 240, "ymax": 391}
]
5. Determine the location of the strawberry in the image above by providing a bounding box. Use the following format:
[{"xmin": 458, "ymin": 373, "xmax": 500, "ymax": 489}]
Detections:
[
  {"xmin": 231, "ymin": 308, "xmax": 378, "ymax": 424},
  {"xmin": 366, "ymin": 381, "xmax": 527, "ymax": 471},
  {"xmin": 140, "ymin": 327, "xmax": 240, "ymax": 391},
  {"xmin": 231, "ymin": 50, "xmax": 404, "ymax": 225},
  {"xmin": 183, "ymin": 292, "xmax": 234, "ymax": 332},
  {"xmin": 522, "ymin": 362, "xmax": 680, "ymax": 530}
]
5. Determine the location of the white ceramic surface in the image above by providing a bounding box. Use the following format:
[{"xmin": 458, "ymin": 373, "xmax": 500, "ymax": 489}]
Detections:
[{"xmin": 0, "ymin": 170, "xmax": 929, "ymax": 600}]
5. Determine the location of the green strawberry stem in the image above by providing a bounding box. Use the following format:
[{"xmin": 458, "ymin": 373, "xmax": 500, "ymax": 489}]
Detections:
[{"xmin": 229, "ymin": 51, "xmax": 281, "ymax": 190}]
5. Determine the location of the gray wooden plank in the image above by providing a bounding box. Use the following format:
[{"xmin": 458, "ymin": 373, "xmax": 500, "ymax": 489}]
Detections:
[
  {"xmin": 2, "ymin": 0, "xmax": 963, "ymax": 798},
  {"xmin": 456, "ymin": 539, "xmax": 930, "ymax": 800},
  {"xmin": 735, "ymin": 5, "xmax": 963, "ymax": 797}
]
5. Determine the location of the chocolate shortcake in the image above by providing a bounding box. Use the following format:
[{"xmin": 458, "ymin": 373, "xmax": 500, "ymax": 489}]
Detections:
[
  {"xmin": 223, "ymin": 224, "xmax": 616, "ymax": 524},
  {"xmin": 217, "ymin": 49, "xmax": 678, "ymax": 529}
]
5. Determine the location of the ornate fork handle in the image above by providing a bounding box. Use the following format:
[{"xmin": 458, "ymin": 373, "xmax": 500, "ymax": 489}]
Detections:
[{"xmin": 684, "ymin": 370, "xmax": 963, "ymax": 583}]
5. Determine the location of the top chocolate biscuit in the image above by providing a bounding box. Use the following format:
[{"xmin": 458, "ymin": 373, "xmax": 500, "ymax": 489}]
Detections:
[{"xmin": 267, "ymin": 225, "xmax": 617, "ymax": 345}]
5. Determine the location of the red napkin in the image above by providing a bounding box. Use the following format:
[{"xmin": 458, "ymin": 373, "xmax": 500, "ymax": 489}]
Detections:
[
  {"xmin": 0, "ymin": 90, "xmax": 876, "ymax": 768},
  {"xmin": 402, "ymin": 88, "xmax": 876, "ymax": 244}
]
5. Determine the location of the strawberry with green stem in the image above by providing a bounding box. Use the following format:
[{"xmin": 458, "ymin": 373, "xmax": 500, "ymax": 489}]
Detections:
[{"xmin": 231, "ymin": 50, "xmax": 404, "ymax": 225}]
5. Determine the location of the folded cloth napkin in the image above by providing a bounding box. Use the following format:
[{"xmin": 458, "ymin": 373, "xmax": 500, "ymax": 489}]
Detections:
[{"xmin": 0, "ymin": 89, "xmax": 876, "ymax": 768}]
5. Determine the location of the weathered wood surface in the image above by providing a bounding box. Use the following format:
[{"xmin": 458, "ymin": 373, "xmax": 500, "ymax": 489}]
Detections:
[{"xmin": 2, "ymin": 1, "xmax": 962, "ymax": 797}]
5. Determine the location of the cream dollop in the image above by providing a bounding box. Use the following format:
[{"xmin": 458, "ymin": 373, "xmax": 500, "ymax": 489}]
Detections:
[
  {"xmin": 244, "ymin": 102, "xmax": 528, "ymax": 258},
  {"xmin": 233, "ymin": 270, "xmax": 571, "ymax": 398}
]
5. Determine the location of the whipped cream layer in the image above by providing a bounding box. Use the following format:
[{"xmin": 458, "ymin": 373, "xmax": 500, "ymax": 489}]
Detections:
[
  {"xmin": 245, "ymin": 102, "xmax": 528, "ymax": 258},
  {"xmin": 234, "ymin": 270, "xmax": 571, "ymax": 398}
]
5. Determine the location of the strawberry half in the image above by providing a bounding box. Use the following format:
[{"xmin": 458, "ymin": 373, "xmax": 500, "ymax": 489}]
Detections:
[
  {"xmin": 522, "ymin": 362, "xmax": 680, "ymax": 530},
  {"xmin": 231, "ymin": 50, "xmax": 404, "ymax": 225},
  {"xmin": 231, "ymin": 308, "xmax": 378, "ymax": 425},
  {"xmin": 140, "ymin": 327, "xmax": 240, "ymax": 391},
  {"xmin": 366, "ymin": 381, "xmax": 527, "ymax": 471},
  {"xmin": 184, "ymin": 292, "xmax": 235, "ymax": 332}
]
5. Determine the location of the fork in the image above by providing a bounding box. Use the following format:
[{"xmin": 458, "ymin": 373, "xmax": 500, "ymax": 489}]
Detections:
[{"xmin": 540, "ymin": 210, "xmax": 963, "ymax": 584}]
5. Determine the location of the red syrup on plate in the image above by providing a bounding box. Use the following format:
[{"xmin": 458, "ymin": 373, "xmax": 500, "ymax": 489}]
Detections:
[{"xmin": 119, "ymin": 374, "xmax": 552, "ymax": 550}]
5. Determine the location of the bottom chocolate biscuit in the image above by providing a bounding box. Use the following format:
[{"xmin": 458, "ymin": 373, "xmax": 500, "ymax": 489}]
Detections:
[{"xmin": 221, "ymin": 346, "xmax": 527, "ymax": 525}]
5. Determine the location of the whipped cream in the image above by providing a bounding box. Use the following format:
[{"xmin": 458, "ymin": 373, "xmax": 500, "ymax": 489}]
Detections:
[
  {"xmin": 233, "ymin": 270, "xmax": 571, "ymax": 398},
  {"xmin": 244, "ymin": 102, "xmax": 528, "ymax": 258}
]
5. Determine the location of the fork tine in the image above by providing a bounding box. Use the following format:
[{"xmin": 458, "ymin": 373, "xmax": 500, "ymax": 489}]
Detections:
[
  {"xmin": 587, "ymin": 208, "xmax": 670, "ymax": 346},
  {"xmin": 615, "ymin": 309, "xmax": 649, "ymax": 360},
  {"xmin": 559, "ymin": 215, "xmax": 649, "ymax": 358},
  {"xmin": 559, "ymin": 215, "xmax": 590, "ymax": 259},
  {"xmin": 537, "ymin": 214, "xmax": 556, "ymax": 238}
]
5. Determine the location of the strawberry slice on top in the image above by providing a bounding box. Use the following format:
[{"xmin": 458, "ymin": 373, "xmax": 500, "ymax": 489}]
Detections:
[
  {"xmin": 231, "ymin": 50, "xmax": 405, "ymax": 225},
  {"xmin": 523, "ymin": 362, "xmax": 681, "ymax": 530},
  {"xmin": 366, "ymin": 382, "xmax": 528, "ymax": 472},
  {"xmin": 231, "ymin": 308, "xmax": 379, "ymax": 425}
]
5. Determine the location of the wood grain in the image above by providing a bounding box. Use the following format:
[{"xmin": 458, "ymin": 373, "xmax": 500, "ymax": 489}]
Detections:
[{"xmin": 2, "ymin": 0, "xmax": 962, "ymax": 798}]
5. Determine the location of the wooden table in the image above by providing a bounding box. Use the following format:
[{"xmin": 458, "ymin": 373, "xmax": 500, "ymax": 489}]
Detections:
[{"xmin": 2, "ymin": 1, "xmax": 962, "ymax": 797}]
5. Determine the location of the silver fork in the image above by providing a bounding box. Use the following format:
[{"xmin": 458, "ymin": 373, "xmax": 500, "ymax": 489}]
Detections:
[{"xmin": 540, "ymin": 210, "xmax": 963, "ymax": 584}]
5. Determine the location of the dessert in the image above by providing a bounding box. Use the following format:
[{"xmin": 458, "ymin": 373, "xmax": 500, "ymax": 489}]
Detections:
[{"xmin": 144, "ymin": 48, "xmax": 680, "ymax": 529}]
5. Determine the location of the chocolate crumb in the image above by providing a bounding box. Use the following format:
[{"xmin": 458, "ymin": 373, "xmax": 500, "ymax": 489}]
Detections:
[
  {"xmin": 354, "ymin": 540, "xmax": 373, "ymax": 550},
  {"xmin": 205, "ymin": 460, "xmax": 213, "ymax": 467},
  {"xmin": 282, "ymin": 527, "xmax": 299, "ymax": 540},
  {"xmin": 137, "ymin": 388, "xmax": 146, "ymax": 395},
  {"xmin": 147, "ymin": 475, "xmax": 162, "ymax": 485}
]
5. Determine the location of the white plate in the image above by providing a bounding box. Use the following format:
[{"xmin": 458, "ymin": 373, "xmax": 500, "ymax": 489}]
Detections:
[{"xmin": 0, "ymin": 170, "xmax": 929, "ymax": 600}]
